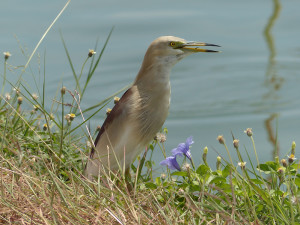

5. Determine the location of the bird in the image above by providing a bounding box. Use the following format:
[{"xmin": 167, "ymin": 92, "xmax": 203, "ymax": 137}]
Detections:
[{"xmin": 84, "ymin": 36, "xmax": 220, "ymax": 179}]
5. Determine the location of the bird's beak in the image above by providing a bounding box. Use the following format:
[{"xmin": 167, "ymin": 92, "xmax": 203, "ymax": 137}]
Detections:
[{"xmin": 181, "ymin": 41, "xmax": 221, "ymax": 53}]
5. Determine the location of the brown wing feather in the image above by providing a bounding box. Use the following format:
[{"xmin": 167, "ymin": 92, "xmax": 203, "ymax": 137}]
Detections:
[{"xmin": 89, "ymin": 87, "xmax": 133, "ymax": 159}]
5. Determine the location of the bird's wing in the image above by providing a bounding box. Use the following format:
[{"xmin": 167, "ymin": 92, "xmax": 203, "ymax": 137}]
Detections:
[{"xmin": 89, "ymin": 87, "xmax": 134, "ymax": 159}]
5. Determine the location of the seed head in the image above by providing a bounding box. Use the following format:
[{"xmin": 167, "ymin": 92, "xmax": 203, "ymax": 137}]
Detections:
[
  {"xmin": 182, "ymin": 163, "xmax": 191, "ymax": 171},
  {"xmin": 238, "ymin": 161, "xmax": 246, "ymax": 170},
  {"xmin": 49, "ymin": 114, "xmax": 55, "ymax": 121},
  {"xmin": 277, "ymin": 167, "xmax": 285, "ymax": 174},
  {"xmin": 13, "ymin": 88, "xmax": 20, "ymax": 96},
  {"xmin": 88, "ymin": 49, "xmax": 96, "ymax": 57},
  {"xmin": 288, "ymin": 154, "xmax": 296, "ymax": 164},
  {"xmin": 5, "ymin": 93, "xmax": 11, "ymax": 101},
  {"xmin": 178, "ymin": 188, "xmax": 185, "ymax": 195},
  {"xmin": 281, "ymin": 159, "xmax": 287, "ymax": 167},
  {"xmin": 96, "ymin": 125, "xmax": 101, "ymax": 131},
  {"xmin": 291, "ymin": 196, "xmax": 298, "ymax": 205},
  {"xmin": 217, "ymin": 135, "xmax": 225, "ymax": 144},
  {"xmin": 114, "ymin": 96, "xmax": 120, "ymax": 104},
  {"xmin": 69, "ymin": 113, "xmax": 76, "ymax": 121},
  {"xmin": 155, "ymin": 133, "xmax": 167, "ymax": 143},
  {"xmin": 17, "ymin": 96, "xmax": 23, "ymax": 105},
  {"xmin": 233, "ymin": 139, "xmax": 239, "ymax": 149},
  {"xmin": 33, "ymin": 105, "xmax": 39, "ymax": 111},
  {"xmin": 3, "ymin": 52, "xmax": 11, "ymax": 60},
  {"xmin": 65, "ymin": 114, "xmax": 70, "ymax": 121},
  {"xmin": 244, "ymin": 128, "xmax": 253, "ymax": 137},
  {"xmin": 106, "ymin": 108, "xmax": 112, "ymax": 116},
  {"xmin": 32, "ymin": 93, "xmax": 38, "ymax": 100},
  {"xmin": 61, "ymin": 86, "xmax": 66, "ymax": 95}
]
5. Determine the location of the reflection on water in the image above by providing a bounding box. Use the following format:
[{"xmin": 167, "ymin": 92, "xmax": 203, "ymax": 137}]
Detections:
[
  {"xmin": 264, "ymin": 0, "xmax": 283, "ymax": 94},
  {"xmin": 2, "ymin": 0, "xmax": 300, "ymax": 166},
  {"xmin": 263, "ymin": 0, "xmax": 282, "ymax": 157}
]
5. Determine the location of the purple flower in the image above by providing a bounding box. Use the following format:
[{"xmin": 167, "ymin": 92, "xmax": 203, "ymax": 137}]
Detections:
[
  {"xmin": 160, "ymin": 156, "xmax": 181, "ymax": 171},
  {"xmin": 171, "ymin": 136, "xmax": 194, "ymax": 160}
]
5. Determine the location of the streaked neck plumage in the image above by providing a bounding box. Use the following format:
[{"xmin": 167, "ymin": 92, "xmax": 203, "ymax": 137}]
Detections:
[
  {"xmin": 134, "ymin": 39, "xmax": 191, "ymax": 87},
  {"xmin": 129, "ymin": 48, "xmax": 186, "ymax": 146},
  {"xmin": 134, "ymin": 52, "xmax": 175, "ymax": 88}
]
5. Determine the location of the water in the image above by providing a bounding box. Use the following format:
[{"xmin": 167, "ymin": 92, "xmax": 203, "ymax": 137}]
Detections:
[{"xmin": 2, "ymin": 0, "xmax": 300, "ymax": 169}]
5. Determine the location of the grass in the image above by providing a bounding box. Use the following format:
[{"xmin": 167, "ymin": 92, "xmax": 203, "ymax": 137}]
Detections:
[
  {"xmin": 0, "ymin": 79, "xmax": 299, "ymax": 224},
  {"xmin": 1, "ymin": 3, "xmax": 300, "ymax": 224}
]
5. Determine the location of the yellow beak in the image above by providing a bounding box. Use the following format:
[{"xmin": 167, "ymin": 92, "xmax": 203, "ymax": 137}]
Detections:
[{"xmin": 181, "ymin": 41, "xmax": 221, "ymax": 52}]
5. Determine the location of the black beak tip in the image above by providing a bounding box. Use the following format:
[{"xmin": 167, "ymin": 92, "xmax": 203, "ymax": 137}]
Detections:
[
  {"xmin": 205, "ymin": 43, "xmax": 221, "ymax": 47},
  {"xmin": 206, "ymin": 49, "xmax": 221, "ymax": 53}
]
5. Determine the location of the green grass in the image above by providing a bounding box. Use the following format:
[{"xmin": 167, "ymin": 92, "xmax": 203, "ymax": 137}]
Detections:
[
  {"xmin": 0, "ymin": 78, "xmax": 299, "ymax": 224},
  {"xmin": 1, "ymin": 3, "xmax": 300, "ymax": 224}
]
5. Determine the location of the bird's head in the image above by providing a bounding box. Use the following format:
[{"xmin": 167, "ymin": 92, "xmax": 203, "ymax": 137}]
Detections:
[{"xmin": 144, "ymin": 36, "xmax": 220, "ymax": 67}]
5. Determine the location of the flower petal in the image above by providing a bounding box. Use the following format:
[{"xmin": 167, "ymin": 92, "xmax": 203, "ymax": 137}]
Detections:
[
  {"xmin": 177, "ymin": 143, "xmax": 187, "ymax": 153},
  {"xmin": 185, "ymin": 149, "xmax": 192, "ymax": 160},
  {"xmin": 171, "ymin": 147, "xmax": 183, "ymax": 157},
  {"xmin": 160, "ymin": 156, "xmax": 181, "ymax": 171},
  {"xmin": 186, "ymin": 136, "xmax": 194, "ymax": 146},
  {"xmin": 171, "ymin": 137, "xmax": 194, "ymax": 160}
]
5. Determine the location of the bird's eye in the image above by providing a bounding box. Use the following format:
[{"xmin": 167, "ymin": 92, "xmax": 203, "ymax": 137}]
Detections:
[{"xmin": 170, "ymin": 42, "xmax": 176, "ymax": 47}]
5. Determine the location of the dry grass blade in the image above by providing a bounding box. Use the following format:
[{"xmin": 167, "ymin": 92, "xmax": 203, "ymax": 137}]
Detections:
[
  {"xmin": 24, "ymin": 0, "xmax": 71, "ymax": 70},
  {"xmin": 105, "ymin": 208, "xmax": 124, "ymax": 225}
]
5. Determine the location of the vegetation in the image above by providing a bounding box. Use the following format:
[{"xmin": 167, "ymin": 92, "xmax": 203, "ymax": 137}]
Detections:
[
  {"xmin": 1, "ymin": 3, "xmax": 299, "ymax": 224},
  {"xmin": 1, "ymin": 36, "xmax": 300, "ymax": 225}
]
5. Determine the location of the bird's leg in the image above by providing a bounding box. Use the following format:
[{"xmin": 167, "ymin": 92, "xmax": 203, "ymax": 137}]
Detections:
[
  {"xmin": 125, "ymin": 167, "xmax": 131, "ymax": 179},
  {"xmin": 137, "ymin": 146, "xmax": 149, "ymax": 178},
  {"xmin": 124, "ymin": 167, "xmax": 133, "ymax": 192}
]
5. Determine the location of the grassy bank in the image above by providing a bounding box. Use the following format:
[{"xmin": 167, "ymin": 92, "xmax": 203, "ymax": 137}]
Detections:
[
  {"xmin": 1, "ymin": 39, "xmax": 300, "ymax": 225},
  {"xmin": 1, "ymin": 5, "xmax": 300, "ymax": 221}
]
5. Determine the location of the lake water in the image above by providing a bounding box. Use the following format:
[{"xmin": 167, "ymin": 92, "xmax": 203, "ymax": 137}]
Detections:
[{"xmin": 2, "ymin": 0, "xmax": 300, "ymax": 170}]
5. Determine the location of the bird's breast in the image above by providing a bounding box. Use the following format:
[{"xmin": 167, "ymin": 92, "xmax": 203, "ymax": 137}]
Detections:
[{"xmin": 131, "ymin": 84, "xmax": 171, "ymax": 145}]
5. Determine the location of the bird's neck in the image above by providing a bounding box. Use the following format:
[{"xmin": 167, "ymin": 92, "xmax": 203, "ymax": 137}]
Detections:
[
  {"xmin": 134, "ymin": 55, "xmax": 174, "ymax": 91},
  {"xmin": 131, "ymin": 58, "xmax": 173, "ymax": 145}
]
